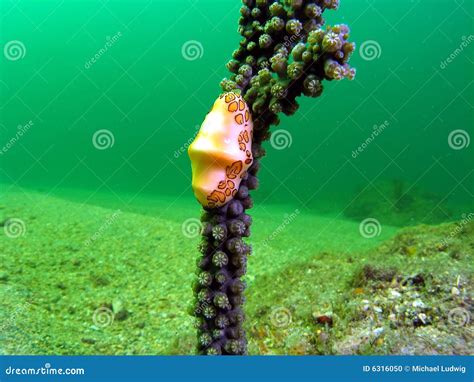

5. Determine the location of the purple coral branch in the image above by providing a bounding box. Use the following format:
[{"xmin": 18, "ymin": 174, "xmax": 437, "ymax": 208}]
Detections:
[{"xmin": 192, "ymin": 0, "xmax": 355, "ymax": 355}]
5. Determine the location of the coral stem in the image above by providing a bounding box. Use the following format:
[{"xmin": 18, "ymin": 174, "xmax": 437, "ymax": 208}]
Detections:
[{"xmin": 192, "ymin": 0, "xmax": 355, "ymax": 355}]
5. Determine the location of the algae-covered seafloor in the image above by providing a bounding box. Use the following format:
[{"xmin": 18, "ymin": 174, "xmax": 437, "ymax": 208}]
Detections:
[{"xmin": 1, "ymin": 185, "xmax": 472, "ymax": 355}]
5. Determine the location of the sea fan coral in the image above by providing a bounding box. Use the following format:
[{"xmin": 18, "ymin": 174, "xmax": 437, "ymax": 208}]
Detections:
[{"xmin": 190, "ymin": 0, "xmax": 355, "ymax": 355}]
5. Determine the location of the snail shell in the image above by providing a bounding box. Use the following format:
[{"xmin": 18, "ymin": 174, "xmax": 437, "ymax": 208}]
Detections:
[{"xmin": 188, "ymin": 92, "xmax": 253, "ymax": 208}]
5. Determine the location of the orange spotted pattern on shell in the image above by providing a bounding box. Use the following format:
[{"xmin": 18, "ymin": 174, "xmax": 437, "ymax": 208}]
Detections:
[
  {"xmin": 206, "ymin": 92, "xmax": 252, "ymax": 208},
  {"xmin": 207, "ymin": 161, "xmax": 241, "ymax": 207}
]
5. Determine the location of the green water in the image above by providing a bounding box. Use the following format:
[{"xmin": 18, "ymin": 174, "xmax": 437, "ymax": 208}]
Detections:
[
  {"xmin": 1, "ymin": 0, "xmax": 472, "ymax": 217},
  {"xmin": 0, "ymin": 0, "xmax": 473, "ymax": 355}
]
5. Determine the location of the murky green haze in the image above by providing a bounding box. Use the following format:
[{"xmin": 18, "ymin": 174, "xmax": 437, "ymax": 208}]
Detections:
[
  {"xmin": 1, "ymin": 0, "xmax": 473, "ymax": 357},
  {"xmin": 1, "ymin": 0, "xmax": 473, "ymax": 220}
]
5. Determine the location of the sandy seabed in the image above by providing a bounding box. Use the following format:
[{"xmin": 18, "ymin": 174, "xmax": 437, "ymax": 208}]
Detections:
[{"xmin": 1, "ymin": 185, "xmax": 472, "ymax": 355}]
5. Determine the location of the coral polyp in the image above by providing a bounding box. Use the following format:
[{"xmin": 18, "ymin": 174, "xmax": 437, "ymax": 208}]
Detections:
[{"xmin": 190, "ymin": 0, "xmax": 355, "ymax": 355}]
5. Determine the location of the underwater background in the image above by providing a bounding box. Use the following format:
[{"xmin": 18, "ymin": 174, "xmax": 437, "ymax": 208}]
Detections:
[{"xmin": 1, "ymin": 0, "xmax": 473, "ymax": 355}]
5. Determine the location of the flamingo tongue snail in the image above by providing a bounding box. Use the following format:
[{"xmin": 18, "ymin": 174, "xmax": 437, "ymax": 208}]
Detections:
[{"xmin": 188, "ymin": 92, "xmax": 253, "ymax": 209}]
